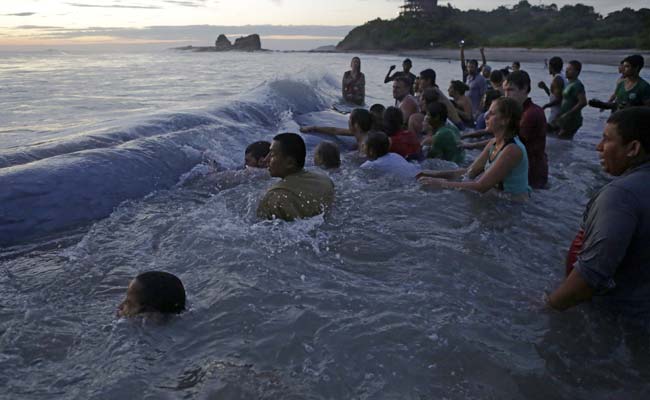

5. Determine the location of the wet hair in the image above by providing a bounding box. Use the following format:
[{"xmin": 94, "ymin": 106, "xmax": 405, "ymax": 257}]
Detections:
[
  {"xmin": 512, "ymin": 61, "xmax": 521, "ymax": 69},
  {"xmin": 607, "ymin": 107, "xmax": 650, "ymax": 153},
  {"xmin": 569, "ymin": 60, "xmax": 582, "ymax": 73},
  {"xmin": 505, "ymin": 70, "xmax": 531, "ymax": 94},
  {"xmin": 135, "ymin": 271, "xmax": 186, "ymax": 314},
  {"xmin": 489, "ymin": 69, "xmax": 504, "ymax": 85},
  {"xmin": 365, "ymin": 131, "xmax": 390, "ymax": 158},
  {"xmin": 492, "ymin": 97, "xmax": 523, "ymax": 138},
  {"xmin": 273, "ymin": 132, "xmax": 306, "ymax": 169},
  {"xmin": 394, "ymin": 75, "xmax": 412, "ymax": 88},
  {"xmin": 421, "ymin": 88, "xmax": 440, "ymax": 106},
  {"xmin": 245, "ymin": 140, "xmax": 270, "ymax": 161},
  {"xmin": 623, "ymin": 54, "xmax": 644, "ymax": 71},
  {"xmin": 350, "ymin": 108, "xmax": 373, "ymax": 132},
  {"xmin": 403, "ymin": 58, "xmax": 412, "ymax": 65},
  {"xmin": 450, "ymin": 80, "xmax": 469, "ymax": 95},
  {"xmin": 549, "ymin": 56, "xmax": 563, "ymax": 73},
  {"xmin": 426, "ymin": 102, "xmax": 448, "ymax": 125},
  {"xmin": 484, "ymin": 89, "xmax": 503, "ymax": 111},
  {"xmin": 382, "ymin": 106, "xmax": 404, "ymax": 136},
  {"xmin": 369, "ymin": 103, "xmax": 385, "ymax": 131},
  {"xmin": 468, "ymin": 59, "xmax": 478, "ymax": 68},
  {"xmin": 419, "ymin": 68, "xmax": 436, "ymax": 85},
  {"xmin": 482, "ymin": 65, "xmax": 492, "ymax": 74},
  {"xmin": 314, "ymin": 141, "xmax": 341, "ymax": 169}
]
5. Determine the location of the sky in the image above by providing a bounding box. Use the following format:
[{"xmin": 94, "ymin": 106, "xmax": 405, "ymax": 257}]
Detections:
[{"xmin": 0, "ymin": 1, "xmax": 647, "ymax": 49}]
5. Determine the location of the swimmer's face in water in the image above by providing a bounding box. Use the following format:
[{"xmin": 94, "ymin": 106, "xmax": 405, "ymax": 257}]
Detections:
[{"xmin": 117, "ymin": 279, "xmax": 144, "ymax": 318}]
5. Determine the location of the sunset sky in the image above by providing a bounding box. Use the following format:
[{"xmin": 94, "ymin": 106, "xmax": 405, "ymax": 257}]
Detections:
[{"xmin": 1, "ymin": 0, "xmax": 647, "ymax": 48}]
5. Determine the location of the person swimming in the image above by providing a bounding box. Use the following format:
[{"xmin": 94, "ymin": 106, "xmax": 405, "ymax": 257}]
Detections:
[
  {"xmin": 314, "ymin": 141, "xmax": 341, "ymax": 170},
  {"xmin": 117, "ymin": 271, "xmax": 186, "ymax": 318},
  {"xmin": 244, "ymin": 140, "xmax": 271, "ymax": 169}
]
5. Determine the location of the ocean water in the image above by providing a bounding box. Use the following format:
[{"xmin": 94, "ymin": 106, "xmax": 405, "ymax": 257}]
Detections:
[{"xmin": 1, "ymin": 49, "xmax": 649, "ymax": 399}]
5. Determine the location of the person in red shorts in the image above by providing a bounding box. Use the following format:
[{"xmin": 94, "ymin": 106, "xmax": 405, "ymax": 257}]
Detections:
[{"xmin": 503, "ymin": 70, "xmax": 549, "ymax": 189}]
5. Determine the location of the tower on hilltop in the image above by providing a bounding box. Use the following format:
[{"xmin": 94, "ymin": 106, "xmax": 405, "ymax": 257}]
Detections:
[{"xmin": 400, "ymin": 0, "xmax": 438, "ymax": 17}]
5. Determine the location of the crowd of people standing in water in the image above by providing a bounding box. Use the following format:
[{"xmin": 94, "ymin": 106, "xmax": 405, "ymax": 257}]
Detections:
[{"xmin": 119, "ymin": 49, "xmax": 650, "ymax": 325}]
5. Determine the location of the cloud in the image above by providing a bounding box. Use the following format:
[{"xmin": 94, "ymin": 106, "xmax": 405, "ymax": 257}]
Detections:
[
  {"xmin": 66, "ymin": 2, "xmax": 161, "ymax": 9},
  {"xmin": 163, "ymin": 0, "xmax": 210, "ymax": 7},
  {"xmin": 3, "ymin": 12, "xmax": 36, "ymax": 17}
]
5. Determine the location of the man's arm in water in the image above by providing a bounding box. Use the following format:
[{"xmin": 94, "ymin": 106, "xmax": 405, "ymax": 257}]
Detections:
[{"xmin": 547, "ymin": 269, "xmax": 594, "ymax": 310}]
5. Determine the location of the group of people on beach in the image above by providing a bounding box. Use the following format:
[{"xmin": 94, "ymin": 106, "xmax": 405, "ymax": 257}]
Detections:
[{"xmin": 119, "ymin": 50, "xmax": 650, "ymax": 323}]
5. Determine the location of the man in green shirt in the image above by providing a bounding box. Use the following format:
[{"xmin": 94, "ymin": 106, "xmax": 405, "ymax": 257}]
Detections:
[
  {"xmin": 422, "ymin": 102, "xmax": 465, "ymax": 164},
  {"xmin": 257, "ymin": 133, "xmax": 335, "ymax": 221},
  {"xmin": 589, "ymin": 55, "xmax": 650, "ymax": 111},
  {"xmin": 555, "ymin": 60, "xmax": 587, "ymax": 139}
]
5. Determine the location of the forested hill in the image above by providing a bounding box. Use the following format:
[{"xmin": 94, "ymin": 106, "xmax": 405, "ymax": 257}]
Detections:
[{"xmin": 336, "ymin": 1, "xmax": 650, "ymax": 51}]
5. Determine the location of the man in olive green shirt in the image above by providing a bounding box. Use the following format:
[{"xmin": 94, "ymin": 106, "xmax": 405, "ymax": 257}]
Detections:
[
  {"xmin": 422, "ymin": 102, "xmax": 465, "ymax": 164},
  {"xmin": 257, "ymin": 133, "xmax": 335, "ymax": 221},
  {"xmin": 589, "ymin": 55, "xmax": 650, "ymax": 112},
  {"xmin": 556, "ymin": 60, "xmax": 587, "ymax": 139}
]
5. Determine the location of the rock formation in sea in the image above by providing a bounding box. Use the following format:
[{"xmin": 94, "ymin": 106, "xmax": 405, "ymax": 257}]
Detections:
[{"xmin": 215, "ymin": 34, "xmax": 232, "ymax": 51}]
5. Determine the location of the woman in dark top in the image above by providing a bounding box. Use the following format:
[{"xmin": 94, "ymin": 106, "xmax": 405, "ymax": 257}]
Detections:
[{"xmin": 342, "ymin": 57, "xmax": 366, "ymax": 105}]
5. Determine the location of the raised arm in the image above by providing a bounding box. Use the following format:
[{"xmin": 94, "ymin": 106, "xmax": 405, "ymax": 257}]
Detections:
[
  {"xmin": 384, "ymin": 65, "xmax": 396, "ymax": 84},
  {"xmin": 460, "ymin": 44, "xmax": 468, "ymax": 82},
  {"xmin": 480, "ymin": 47, "xmax": 487, "ymax": 70}
]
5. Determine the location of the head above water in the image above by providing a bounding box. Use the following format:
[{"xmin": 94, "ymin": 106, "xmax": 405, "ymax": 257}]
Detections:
[
  {"xmin": 598, "ymin": 107, "xmax": 650, "ymax": 176},
  {"xmin": 566, "ymin": 60, "xmax": 582, "ymax": 80},
  {"xmin": 420, "ymin": 87, "xmax": 440, "ymax": 110},
  {"xmin": 449, "ymin": 80, "xmax": 469, "ymax": 96},
  {"xmin": 117, "ymin": 271, "xmax": 186, "ymax": 318},
  {"xmin": 425, "ymin": 101, "xmax": 448, "ymax": 130},
  {"xmin": 419, "ymin": 69, "xmax": 437, "ymax": 89},
  {"xmin": 365, "ymin": 131, "xmax": 390, "ymax": 161},
  {"xmin": 548, "ymin": 56, "xmax": 563, "ymax": 74},
  {"xmin": 402, "ymin": 58, "xmax": 412, "ymax": 72},
  {"xmin": 392, "ymin": 76, "xmax": 412, "ymax": 101},
  {"xmin": 349, "ymin": 108, "xmax": 373, "ymax": 133},
  {"xmin": 369, "ymin": 104, "xmax": 386, "ymax": 131},
  {"xmin": 245, "ymin": 140, "xmax": 271, "ymax": 168},
  {"xmin": 503, "ymin": 70, "xmax": 531, "ymax": 105},
  {"xmin": 511, "ymin": 61, "xmax": 521, "ymax": 71},
  {"xmin": 489, "ymin": 69, "xmax": 504, "ymax": 86},
  {"xmin": 622, "ymin": 54, "xmax": 644, "ymax": 78},
  {"xmin": 267, "ymin": 133, "xmax": 306, "ymax": 178},
  {"xmin": 351, "ymin": 56, "xmax": 361, "ymax": 71},
  {"xmin": 314, "ymin": 141, "xmax": 341, "ymax": 170},
  {"xmin": 467, "ymin": 59, "xmax": 479, "ymax": 75},
  {"xmin": 485, "ymin": 97, "xmax": 522, "ymax": 139},
  {"xmin": 481, "ymin": 65, "xmax": 492, "ymax": 79},
  {"xmin": 382, "ymin": 106, "xmax": 404, "ymax": 136}
]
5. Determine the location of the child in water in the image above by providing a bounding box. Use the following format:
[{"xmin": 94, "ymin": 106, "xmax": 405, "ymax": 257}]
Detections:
[{"xmin": 117, "ymin": 271, "xmax": 186, "ymax": 318}]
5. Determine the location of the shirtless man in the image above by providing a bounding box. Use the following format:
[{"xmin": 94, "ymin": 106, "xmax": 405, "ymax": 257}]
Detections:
[
  {"xmin": 300, "ymin": 108, "xmax": 374, "ymax": 155},
  {"xmin": 393, "ymin": 76, "xmax": 419, "ymax": 123}
]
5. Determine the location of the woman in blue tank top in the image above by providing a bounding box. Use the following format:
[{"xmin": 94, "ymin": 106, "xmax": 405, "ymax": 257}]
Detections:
[{"xmin": 417, "ymin": 97, "xmax": 531, "ymax": 200}]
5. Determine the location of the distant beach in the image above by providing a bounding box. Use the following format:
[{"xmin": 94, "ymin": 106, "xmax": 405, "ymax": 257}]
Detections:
[{"xmin": 329, "ymin": 47, "xmax": 650, "ymax": 67}]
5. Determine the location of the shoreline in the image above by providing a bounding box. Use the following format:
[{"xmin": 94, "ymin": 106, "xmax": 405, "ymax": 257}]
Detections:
[{"xmin": 307, "ymin": 47, "xmax": 650, "ymax": 67}]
